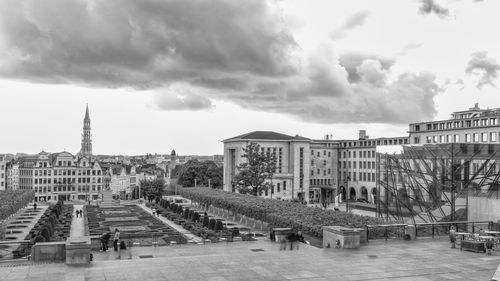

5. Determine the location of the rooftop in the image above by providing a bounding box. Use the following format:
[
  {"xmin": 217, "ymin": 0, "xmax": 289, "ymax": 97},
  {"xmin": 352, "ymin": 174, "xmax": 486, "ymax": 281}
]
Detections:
[{"xmin": 223, "ymin": 131, "xmax": 310, "ymax": 142}]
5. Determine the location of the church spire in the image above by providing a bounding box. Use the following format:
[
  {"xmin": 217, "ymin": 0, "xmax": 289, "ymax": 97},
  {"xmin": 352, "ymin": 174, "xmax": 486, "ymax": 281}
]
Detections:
[
  {"xmin": 84, "ymin": 103, "xmax": 90, "ymax": 121},
  {"xmin": 80, "ymin": 104, "xmax": 92, "ymax": 157}
]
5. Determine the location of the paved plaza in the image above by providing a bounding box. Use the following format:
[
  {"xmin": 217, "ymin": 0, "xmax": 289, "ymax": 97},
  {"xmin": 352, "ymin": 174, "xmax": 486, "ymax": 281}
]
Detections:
[{"xmin": 1, "ymin": 236, "xmax": 499, "ymax": 281}]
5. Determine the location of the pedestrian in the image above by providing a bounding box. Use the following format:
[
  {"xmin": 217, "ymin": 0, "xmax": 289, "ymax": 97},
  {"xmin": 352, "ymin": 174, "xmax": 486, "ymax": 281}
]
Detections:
[
  {"xmin": 280, "ymin": 235, "xmax": 286, "ymax": 251},
  {"xmin": 287, "ymin": 231, "xmax": 295, "ymax": 251},
  {"xmin": 113, "ymin": 228, "xmax": 120, "ymax": 251},
  {"xmin": 449, "ymin": 225, "xmax": 456, "ymax": 248},
  {"xmin": 33, "ymin": 202, "xmax": 37, "ymax": 211},
  {"xmin": 152, "ymin": 207, "xmax": 156, "ymax": 216},
  {"xmin": 100, "ymin": 232, "xmax": 109, "ymax": 251}
]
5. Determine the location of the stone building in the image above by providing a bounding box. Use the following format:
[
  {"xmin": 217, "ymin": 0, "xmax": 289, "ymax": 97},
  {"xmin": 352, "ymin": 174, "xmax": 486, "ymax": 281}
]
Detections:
[
  {"xmin": 409, "ymin": 103, "xmax": 500, "ymax": 145},
  {"xmin": 0, "ymin": 154, "xmax": 6, "ymax": 190},
  {"xmin": 223, "ymin": 131, "xmax": 311, "ymax": 202},
  {"xmin": 6, "ymin": 161, "xmax": 19, "ymax": 190},
  {"xmin": 18, "ymin": 151, "xmax": 103, "ymax": 202}
]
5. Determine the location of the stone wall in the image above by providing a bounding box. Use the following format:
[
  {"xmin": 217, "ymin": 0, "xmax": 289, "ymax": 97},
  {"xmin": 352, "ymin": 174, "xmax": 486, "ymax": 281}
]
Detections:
[
  {"xmin": 323, "ymin": 226, "xmax": 360, "ymax": 249},
  {"xmin": 31, "ymin": 241, "xmax": 66, "ymax": 262}
]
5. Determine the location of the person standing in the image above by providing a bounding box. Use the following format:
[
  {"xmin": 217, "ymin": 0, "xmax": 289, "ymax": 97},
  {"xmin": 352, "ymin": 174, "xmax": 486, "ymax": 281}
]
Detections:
[
  {"xmin": 449, "ymin": 225, "xmax": 456, "ymax": 248},
  {"xmin": 113, "ymin": 228, "xmax": 120, "ymax": 251},
  {"xmin": 33, "ymin": 202, "xmax": 37, "ymax": 211}
]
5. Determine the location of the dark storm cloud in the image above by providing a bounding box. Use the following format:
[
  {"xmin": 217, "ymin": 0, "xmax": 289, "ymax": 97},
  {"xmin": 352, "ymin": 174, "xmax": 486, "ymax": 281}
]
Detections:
[
  {"xmin": 466, "ymin": 51, "xmax": 500, "ymax": 88},
  {"xmin": 0, "ymin": 0, "xmax": 439, "ymax": 124},
  {"xmin": 419, "ymin": 0, "xmax": 449, "ymax": 18},
  {"xmin": 338, "ymin": 52, "xmax": 395, "ymax": 83},
  {"xmin": 0, "ymin": 0, "xmax": 297, "ymax": 88},
  {"xmin": 331, "ymin": 11, "xmax": 370, "ymax": 39}
]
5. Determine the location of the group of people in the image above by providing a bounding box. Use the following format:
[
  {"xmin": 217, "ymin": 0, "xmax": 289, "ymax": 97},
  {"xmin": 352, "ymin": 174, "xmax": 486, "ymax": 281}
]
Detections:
[
  {"xmin": 100, "ymin": 228, "xmax": 121, "ymax": 252},
  {"xmin": 75, "ymin": 209, "xmax": 83, "ymax": 218},
  {"xmin": 449, "ymin": 225, "xmax": 496, "ymax": 255},
  {"xmin": 278, "ymin": 230, "xmax": 305, "ymax": 251},
  {"xmin": 151, "ymin": 208, "xmax": 161, "ymax": 217}
]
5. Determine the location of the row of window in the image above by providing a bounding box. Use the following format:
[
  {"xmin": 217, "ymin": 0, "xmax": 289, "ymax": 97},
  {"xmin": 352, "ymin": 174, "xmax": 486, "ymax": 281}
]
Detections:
[
  {"xmin": 311, "ymin": 168, "xmax": 332, "ymax": 176},
  {"xmin": 342, "ymin": 172, "xmax": 376, "ymax": 182},
  {"xmin": 20, "ymin": 169, "xmax": 101, "ymax": 176},
  {"xmin": 342, "ymin": 161, "xmax": 376, "ymax": 170},
  {"xmin": 34, "ymin": 185, "xmax": 102, "ymax": 193},
  {"xmin": 341, "ymin": 138, "xmax": 408, "ymax": 148},
  {"xmin": 266, "ymin": 181, "xmax": 288, "ymax": 196},
  {"xmin": 310, "ymin": 178, "xmax": 332, "ymax": 186},
  {"xmin": 341, "ymin": 150, "xmax": 376, "ymax": 159},
  {"xmin": 311, "ymin": 150, "xmax": 332, "ymax": 157},
  {"xmin": 415, "ymin": 117, "xmax": 498, "ymax": 132},
  {"xmin": 416, "ymin": 132, "xmax": 499, "ymax": 144},
  {"xmin": 33, "ymin": 177, "xmax": 102, "ymax": 184},
  {"xmin": 34, "ymin": 161, "xmax": 91, "ymax": 168}
]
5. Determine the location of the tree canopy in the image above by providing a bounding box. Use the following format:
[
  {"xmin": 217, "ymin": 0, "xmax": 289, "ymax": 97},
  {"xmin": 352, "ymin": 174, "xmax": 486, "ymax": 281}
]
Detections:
[
  {"xmin": 177, "ymin": 160, "xmax": 223, "ymax": 188},
  {"xmin": 140, "ymin": 178, "xmax": 165, "ymax": 200},
  {"xmin": 232, "ymin": 142, "xmax": 276, "ymax": 196}
]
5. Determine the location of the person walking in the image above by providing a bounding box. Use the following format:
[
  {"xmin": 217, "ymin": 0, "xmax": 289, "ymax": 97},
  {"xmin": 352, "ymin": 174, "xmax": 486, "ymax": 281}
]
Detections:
[
  {"xmin": 449, "ymin": 225, "xmax": 457, "ymax": 248},
  {"xmin": 100, "ymin": 232, "xmax": 109, "ymax": 251},
  {"xmin": 33, "ymin": 202, "xmax": 37, "ymax": 211},
  {"xmin": 113, "ymin": 228, "xmax": 120, "ymax": 251}
]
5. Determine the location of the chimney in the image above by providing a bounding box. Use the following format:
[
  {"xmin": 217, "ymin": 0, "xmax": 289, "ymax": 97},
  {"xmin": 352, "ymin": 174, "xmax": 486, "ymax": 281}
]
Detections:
[{"xmin": 359, "ymin": 130, "xmax": 367, "ymax": 140}]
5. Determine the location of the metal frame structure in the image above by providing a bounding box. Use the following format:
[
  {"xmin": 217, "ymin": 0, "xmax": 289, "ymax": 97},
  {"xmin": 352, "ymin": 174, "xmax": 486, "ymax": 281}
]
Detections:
[{"xmin": 377, "ymin": 143, "xmax": 500, "ymax": 224}]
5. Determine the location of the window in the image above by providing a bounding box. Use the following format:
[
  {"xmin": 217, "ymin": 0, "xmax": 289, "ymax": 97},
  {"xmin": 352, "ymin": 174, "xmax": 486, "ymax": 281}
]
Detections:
[
  {"xmin": 311, "ymin": 150, "xmax": 314, "ymax": 156},
  {"xmin": 323, "ymin": 150, "xmax": 326, "ymax": 155},
  {"xmin": 323, "ymin": 160, "xmax": 326, "ymax": 166},
  {"xmin": 372, "ymin": 151, "xmax": 375, "ymax": 158},
  {"xmin": 328, "ymin": 152, "xmax": 331, "ymax": 157},
  {"xmin": 353, "ymin": 151, "xmax": 356, "ymax": 158},
  {"xmin": 439, "ymin": 135, "xmax": 444, "ymax": 143},
  {"xmin": 482, "ymin": 133, "xmax": 488, "ymax": 142},
  {"xmin": 353, "ymin": 162, "xmax": 356, "ymax": 169},
  {"xmin": 491, "ymin": 118, "xmax": 497, "ymax": 126},
  {"xmin": 454, "ymin": 135, "xmax": 459, "ymax": 142},
  {"xmin": 414, "ymin": 137, "xmax": 420, "ymax": 144},
  {"xmin": 415, "ymin": 125, "xmax": 420, "ymax": 131},
  {"xmin": 447, "ymin": 135, "xmax": 452, "ymax": 143},
  {"xmin": 433, "ymin": 136, "xmax": 438, "ymax": 143},
  {"xmin": 277, "ymin": 183, "xmax": 280, "ymax": 192},
  {"xmin": 323, "ymin": 170, "xmax": 326, "ymax": 176},
  {"xmin": 311, "ymin": 160, "xmax": 314, "ymax": 165},
  {"xmin": 283, "ymin": 181, "xmax": 286, "ymax": 191},
  {"xmin": 491, "ymin": 132, "xmax": 497, "ymax": 142},
  {"xmin": 328, "ymin": 168, "xmax": 331, "ymax": 174},
  {"xmin": 426, "ymin": 136, "xmax": 432, "ymax": 143},
  {"xmin": 473, "ymin": 133, "xmax": 479, "ymax": 142},
  {"xmin": 465, "ymin": 134, "xmax": 471, "ymax": 142}
]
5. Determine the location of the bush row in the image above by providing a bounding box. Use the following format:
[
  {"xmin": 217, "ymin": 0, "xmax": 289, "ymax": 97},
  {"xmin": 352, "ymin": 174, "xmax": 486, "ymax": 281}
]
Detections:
[
  {"xmin": 179, "ymin": 187, "xmax": 386, "ymax": 238},
  {"xmin": 0, "ymin": 190, "xmax": 35, "ymax": 220}
]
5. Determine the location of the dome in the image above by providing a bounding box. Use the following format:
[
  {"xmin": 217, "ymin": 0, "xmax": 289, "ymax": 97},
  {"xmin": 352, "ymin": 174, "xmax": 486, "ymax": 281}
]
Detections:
[{"xmin": 171, "ymin": 149, "xmax": 176, "ymax": 156}]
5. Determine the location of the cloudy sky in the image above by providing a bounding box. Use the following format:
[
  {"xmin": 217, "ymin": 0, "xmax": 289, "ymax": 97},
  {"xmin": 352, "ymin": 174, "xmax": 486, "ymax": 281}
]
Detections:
[{"xmin": 1, "ymin": 0, "xmax": 499, "ymax": 156}]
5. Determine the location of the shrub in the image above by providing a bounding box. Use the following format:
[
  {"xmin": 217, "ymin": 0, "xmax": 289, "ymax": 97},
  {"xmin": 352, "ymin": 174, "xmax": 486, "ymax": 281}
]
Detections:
[
  {"xmin": 203, "ymin": 216, "xmax": 209, "ymax": 228},
  {"xmin": 215, "ymin": 220, "xmax": 223, "ymax": 231},
  {"xmin": 208, "ymin": 218, "xmax": 216, "ymax": 230}
]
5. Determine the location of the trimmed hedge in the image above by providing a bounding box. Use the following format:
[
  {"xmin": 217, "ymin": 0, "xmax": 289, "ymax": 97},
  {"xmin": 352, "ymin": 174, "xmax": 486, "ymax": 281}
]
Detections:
[
  {"xmin": 180, "ymin": 187, "xmax": 385, "ymax": 238},
  {"xmin": 0, "ymin": 190, "xmax": 35, "ymax": 220}
]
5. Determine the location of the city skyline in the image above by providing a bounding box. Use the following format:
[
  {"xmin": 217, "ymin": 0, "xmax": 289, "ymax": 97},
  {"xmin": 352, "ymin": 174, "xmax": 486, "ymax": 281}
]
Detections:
[{"xmin": 1, "ymin": 0, "xmax": 500, "ymax": 155}]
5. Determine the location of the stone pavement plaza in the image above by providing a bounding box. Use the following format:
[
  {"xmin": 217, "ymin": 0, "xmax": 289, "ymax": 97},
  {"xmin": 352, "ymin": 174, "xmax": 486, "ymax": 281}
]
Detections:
[{"xmin": 1, "ymin": 237, "xmax": 499, "ymax": 281}]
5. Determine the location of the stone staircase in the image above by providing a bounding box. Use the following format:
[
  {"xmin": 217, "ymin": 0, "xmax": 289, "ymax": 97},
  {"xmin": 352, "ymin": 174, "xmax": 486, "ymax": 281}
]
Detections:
[{"xmin": 100, "ymin": 190, "xmax": 114, "ymax": 207}]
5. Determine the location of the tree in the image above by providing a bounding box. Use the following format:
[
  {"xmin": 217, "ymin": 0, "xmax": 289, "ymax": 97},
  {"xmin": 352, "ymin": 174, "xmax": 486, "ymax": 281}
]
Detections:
[
  {"xmin": 232, "ymin": 142, "xmax": 276, "ymax": 196},
  {"xmin": 177, "ymin": 160, "xmax": 223, "ymax": 188},
  {"xmin": 140, "ymin": 178, "xmax": 165, "ymax": 201}
]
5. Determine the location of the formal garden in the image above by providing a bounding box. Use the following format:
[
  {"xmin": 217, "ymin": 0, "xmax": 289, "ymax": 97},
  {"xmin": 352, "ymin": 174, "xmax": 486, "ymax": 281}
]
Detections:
[
  {"xmin": 86, "ymin": 204, "xmax": 187, "ymax": 246},
  {"xmin": 147, "ymin": 198, "xmax": 257, "ymax": 243}
]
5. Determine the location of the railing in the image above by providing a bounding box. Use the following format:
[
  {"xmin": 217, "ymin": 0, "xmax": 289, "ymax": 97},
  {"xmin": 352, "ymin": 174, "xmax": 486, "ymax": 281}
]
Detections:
[{"xmin": 366, "ymin": 220, "xmax": 498, "ymax": 240}]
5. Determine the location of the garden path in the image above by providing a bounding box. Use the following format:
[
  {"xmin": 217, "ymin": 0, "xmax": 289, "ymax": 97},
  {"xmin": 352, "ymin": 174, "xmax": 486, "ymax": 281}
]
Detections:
[
  {"xmin": 136, "ymin": 203, "xmax": 203, "ymax": 243},
  {"xmin": 69, "ymin": 205, "xmax": 85, "ymax": 237}
]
